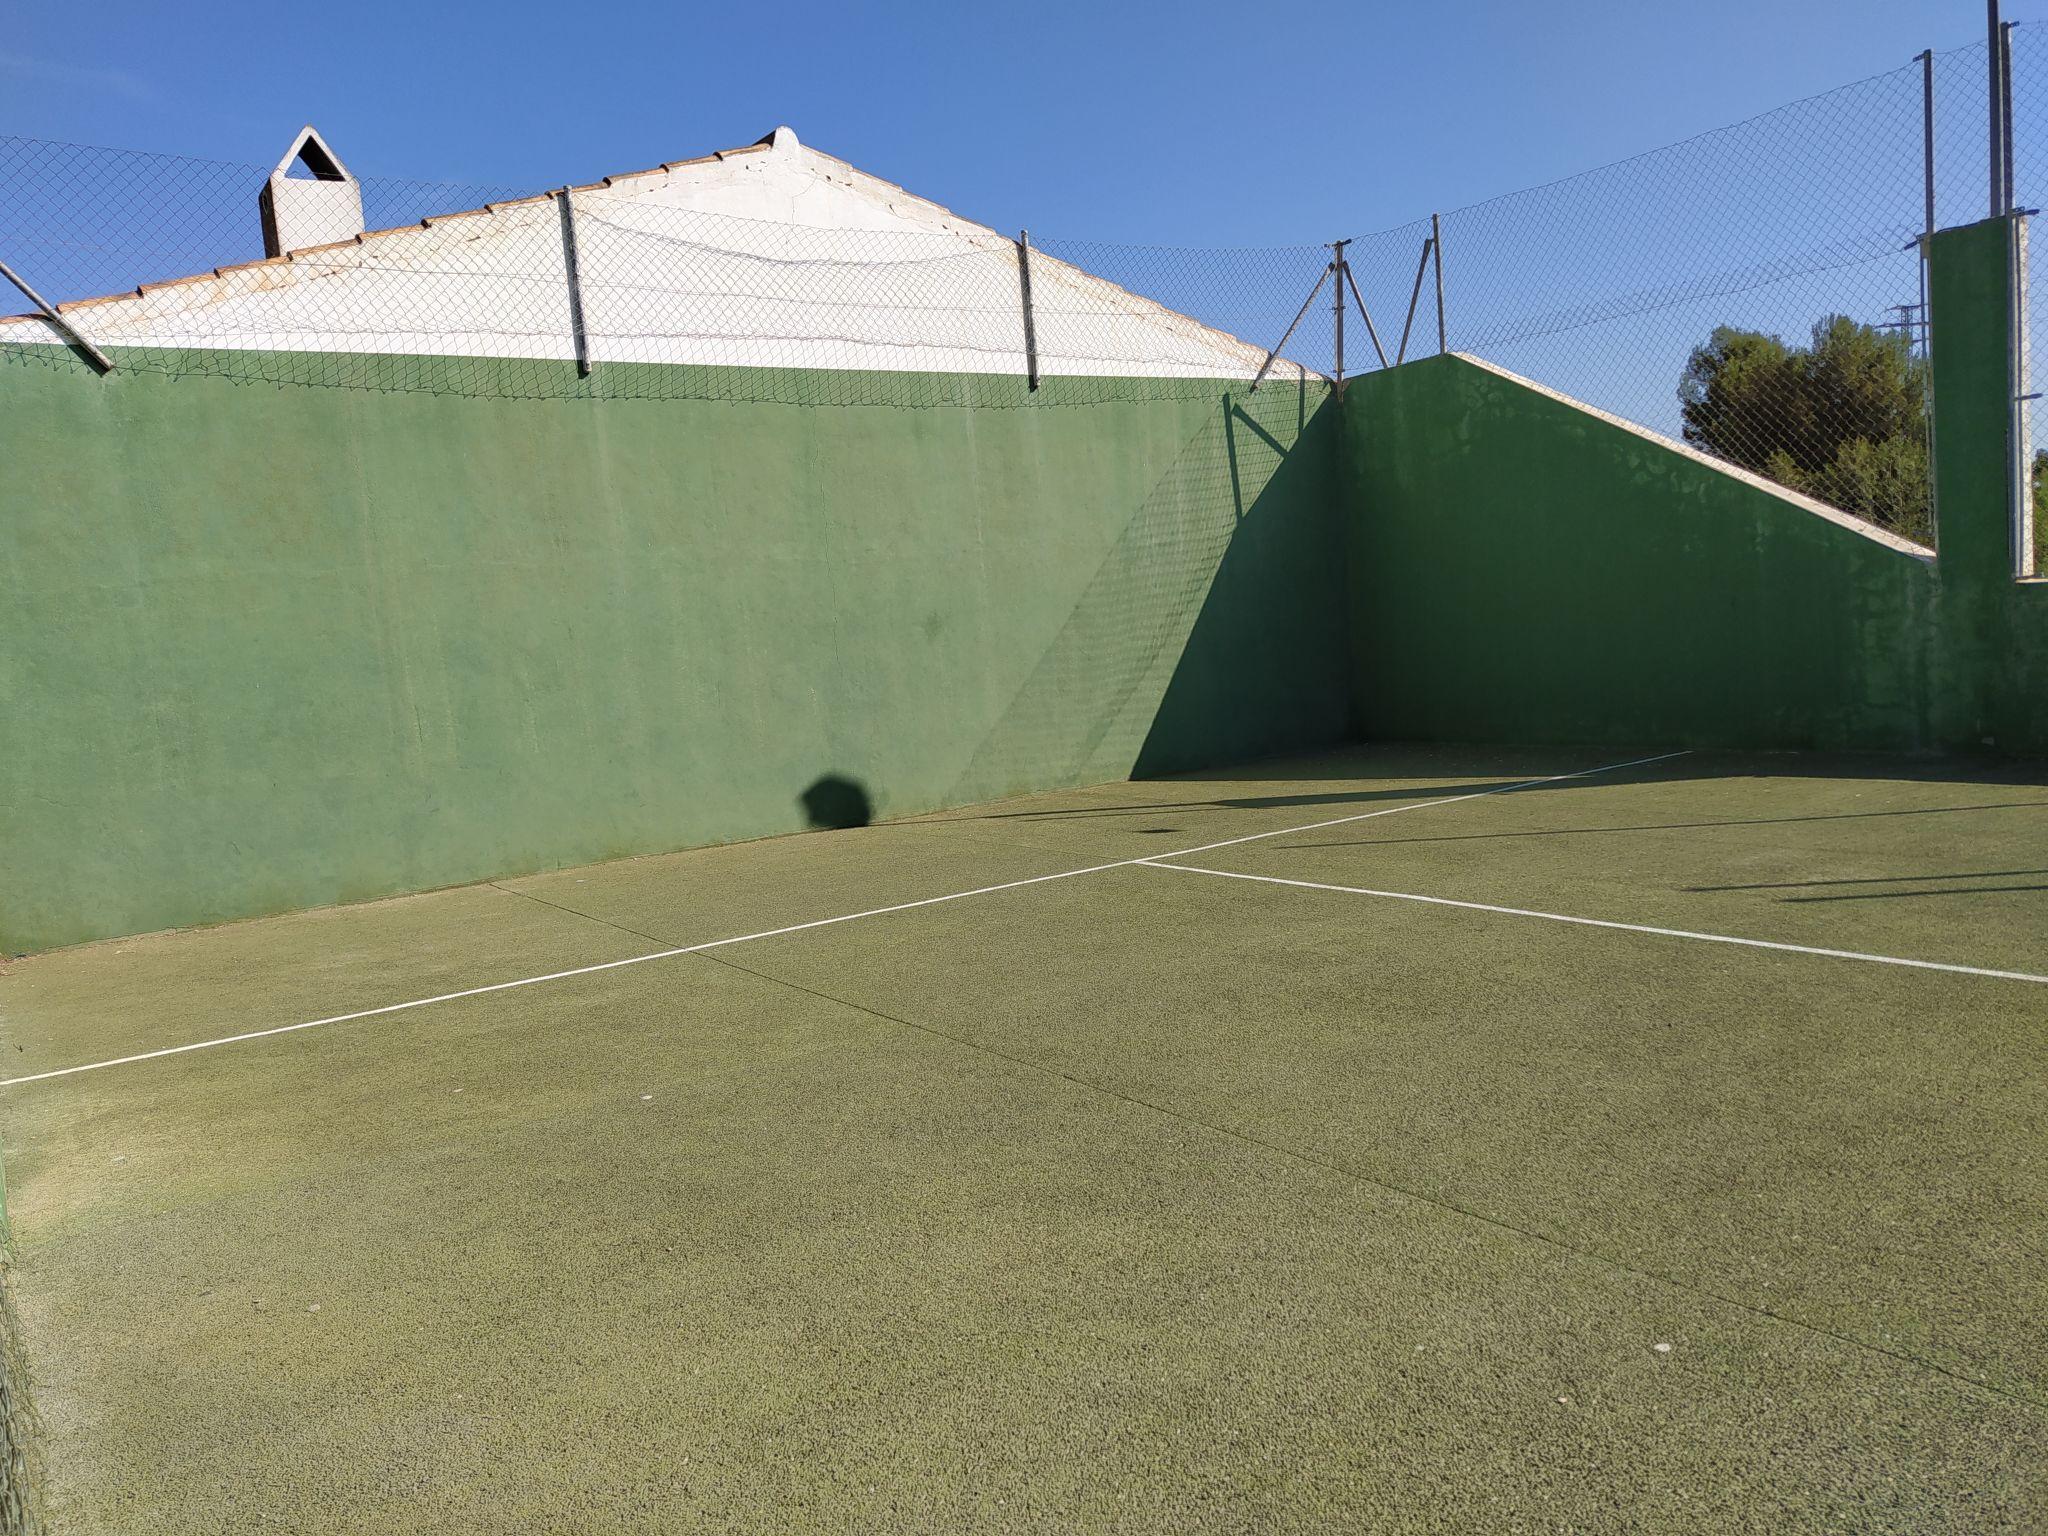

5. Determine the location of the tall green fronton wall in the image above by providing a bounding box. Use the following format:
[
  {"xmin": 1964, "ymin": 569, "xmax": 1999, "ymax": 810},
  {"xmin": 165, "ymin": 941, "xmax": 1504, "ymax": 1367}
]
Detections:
[
  {"xmin": 0, "ymin": 359, "xmax": 1347, "ymax": 953},
  {"xmin": 1922, "ymin": 216, "xmax": 2048, "ymax": 754},
  {"xmin": 5, "ymin": 218, "xmax": 2044, "ymax": 955}
]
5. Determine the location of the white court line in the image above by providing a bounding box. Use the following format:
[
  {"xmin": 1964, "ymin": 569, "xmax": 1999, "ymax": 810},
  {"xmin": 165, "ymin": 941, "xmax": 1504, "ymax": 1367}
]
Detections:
[
  {"xmin": 1138, "ymin": 861, "xmax": 2048, "ymax": 986},
  {"xmin": 1, "ymin": 749, "xmax": 1688, "ymax": 1089}
]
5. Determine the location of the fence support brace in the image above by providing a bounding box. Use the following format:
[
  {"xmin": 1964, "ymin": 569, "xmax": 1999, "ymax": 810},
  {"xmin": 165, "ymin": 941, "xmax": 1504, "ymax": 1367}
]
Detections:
[
  {"xmin": 2001, "ymin": 20, "xmax": 2017, "ymax": 216},
  {"xmin": 1251, "ymin": 262, "xmax": 1331, "ymax": 391},
  {"xmin": 1990, "ymin": 0, "xmax": 2007, "ymax": 217},
  {"xmin": 1919, "ymin": 49, "xmax": 1936, "ymax": 240},
  {"xmin": 1342, "ymin": 262, "xmax": 1390, "ymax": 370},
  {"xmin": 1432, "ymin": 213, "xmax": 1447, "ymax": 353},
  {"xmin": 0, "ymin": 256, "xmax": 114, "ymax": 373},
  {"xmin": 1910, "ymin": 49, "xmax": 1935, "ymax": 366},
  {"xmin": 1016, "ymin": 230, "xmax": 1041, "ymax": 391},
  {"xmin": 1395, "ymin": 235, "xmax": 1434, "ymax": 366},
  {"xmin": 555, "ymin": 190, "xmax": 592, "ymax": 379}
]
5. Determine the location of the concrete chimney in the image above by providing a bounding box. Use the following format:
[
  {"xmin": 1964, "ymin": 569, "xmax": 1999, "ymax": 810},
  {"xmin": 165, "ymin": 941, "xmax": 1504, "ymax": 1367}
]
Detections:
[{"xmin": 258, "ymin": 126, "xmax": 364, "ymax": 257}]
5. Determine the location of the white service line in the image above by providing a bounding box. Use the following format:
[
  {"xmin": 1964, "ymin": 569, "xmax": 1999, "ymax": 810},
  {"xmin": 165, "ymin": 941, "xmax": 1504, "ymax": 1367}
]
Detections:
[
  {"xmin": 2, "ymin": 749, "xmax": 1688, "ymax": 1089},
  {"xmin": 1138, "ymin": 861, "xmax": 2048, "ymax": 986}
]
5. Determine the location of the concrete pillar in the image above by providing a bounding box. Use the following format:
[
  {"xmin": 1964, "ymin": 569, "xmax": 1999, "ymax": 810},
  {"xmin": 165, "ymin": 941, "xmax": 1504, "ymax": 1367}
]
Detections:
[{"xmin": 1926, "ymin": 214, "xmax": 2045, "ymax": 749}]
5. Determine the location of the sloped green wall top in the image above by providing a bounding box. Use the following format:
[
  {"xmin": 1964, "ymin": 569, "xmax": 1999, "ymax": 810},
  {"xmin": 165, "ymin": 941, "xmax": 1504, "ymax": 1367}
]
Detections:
[{"xmin": 1341, "ymin": 353, "xmax": 1938, "ymax": 752}]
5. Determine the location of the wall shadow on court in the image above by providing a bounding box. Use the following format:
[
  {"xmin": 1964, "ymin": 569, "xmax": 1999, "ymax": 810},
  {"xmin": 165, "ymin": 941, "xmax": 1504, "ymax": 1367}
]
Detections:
[
  {"xmin": 953, "ymin": 746, "xmax": 2048, "ymax": 829},
  {"xmin": 1129, "ymin": 394, "xmax": 1352, "ymax": 777}
]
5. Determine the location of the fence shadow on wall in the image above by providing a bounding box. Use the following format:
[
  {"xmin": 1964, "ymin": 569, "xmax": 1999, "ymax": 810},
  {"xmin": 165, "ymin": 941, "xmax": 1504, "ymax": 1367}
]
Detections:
[{"xmin": 945, "ymin": 377, "xmax": 1350, "ymax": 805}]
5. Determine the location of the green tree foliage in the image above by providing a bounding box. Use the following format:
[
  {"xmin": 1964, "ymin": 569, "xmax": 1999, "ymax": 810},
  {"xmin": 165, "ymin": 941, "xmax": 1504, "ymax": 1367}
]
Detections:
[{"xmin": 1680, "ymin": 316, "xmax": 1930, "ymax": 544}]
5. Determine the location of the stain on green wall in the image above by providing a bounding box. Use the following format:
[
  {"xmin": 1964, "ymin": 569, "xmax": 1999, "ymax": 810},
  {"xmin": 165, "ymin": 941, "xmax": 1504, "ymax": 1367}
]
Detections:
[{"xmin": 0, "ymin": 353, "xmax": 1346, "ymax": 953}]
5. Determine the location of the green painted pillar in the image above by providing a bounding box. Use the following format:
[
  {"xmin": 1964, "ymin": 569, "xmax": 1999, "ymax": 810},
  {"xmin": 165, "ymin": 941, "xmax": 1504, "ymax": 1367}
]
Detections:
[
  {"xmin": 1926, "ymin": 215, "xmax": 2027, "ymax": 745},
  {"xmin": 1929, "ymin": 216, "xmax": 2026, "ymax": 584}
]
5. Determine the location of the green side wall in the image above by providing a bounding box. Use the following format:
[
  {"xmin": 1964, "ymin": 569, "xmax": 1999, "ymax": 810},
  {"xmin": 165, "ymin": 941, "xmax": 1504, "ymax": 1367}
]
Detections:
[
  {"xmin": 1341, "ymin": 355, "xmax": 1938, "ymax": 751},
  {"xmin": 0, "ymin": 354, "xmax": 1347, "ymax": 953},
  {"xmin": 1999, "ymin": 575, "xmax": 2048, "ymax": 755},
  {"xmin": 1341, "ymin": 215, "xmax": 2046, "ymax": 759}
]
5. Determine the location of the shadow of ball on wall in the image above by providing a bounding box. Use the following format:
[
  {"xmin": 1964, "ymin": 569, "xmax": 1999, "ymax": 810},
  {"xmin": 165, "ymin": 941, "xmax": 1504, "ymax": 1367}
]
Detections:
[{"xmin": 799, "ymin": 774, "xmax": 874, "ymax": 830}]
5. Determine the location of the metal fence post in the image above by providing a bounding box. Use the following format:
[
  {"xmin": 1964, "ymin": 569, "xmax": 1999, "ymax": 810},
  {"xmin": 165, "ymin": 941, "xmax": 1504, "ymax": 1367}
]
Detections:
[
  {"xmin": 1990, "ymin": 0, "xmax": 2006, "ymax": 218},
  {"xmin": 1997, "ymin": 22, "xmax": 2033, "ymax": 572},
  {"xmin": 1431, "ymin": 213, "xmax": 1446, "ymax": 354},
  {"xmin": 1331, "ymin": 239, "xmax": 1348, "ymax": 396},
  {"xmin": 1919, "ymin": 49, "xmax": 1935, "ymax": 363},
  {"xmin": 1016, "ymin": 229, "xmax": 1041, "ymax": 392},
  {"xmin": 2016, "ymin": 217, "xmax": 2035, "ymax": 575},
  {"xmin": 2001, "ymin": 20, "xmax": 2017, "ymax": 215},
  {"xmin": 555, "ymin": 190, "xmax": 592, "ymax": 379},
  {"xmin": 1922, "ymin": 49, "xmax": 1936, "ymax": 240},
  {"xmin": 0, "ymin": 256, "xmax": 114, "ymax": 373}
]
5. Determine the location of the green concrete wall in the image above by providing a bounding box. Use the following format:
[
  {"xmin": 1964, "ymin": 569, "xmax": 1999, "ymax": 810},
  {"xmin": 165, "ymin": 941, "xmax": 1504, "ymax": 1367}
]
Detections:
[
  {"xmin": 1341, "ymin": 215, "xmax": 2047, "ymax": 758},
  {"xmin": 1340, "ymin": 354, "xmax": 1939, "ymax": 751},
  {"xmin": 0, "ymin": 353, "xmax": 1347, "ymax": 953},
  {"xmin": 10, "ymin": 218, "xmax": 2043, "ymax": 952},
  {"xmin": 1926, "ymin": 216, "xmax": 2048, "ymax": 755},
  {"xmin": 1996, "ymin": 578, "xmax": 2048, "ymax": 754}
]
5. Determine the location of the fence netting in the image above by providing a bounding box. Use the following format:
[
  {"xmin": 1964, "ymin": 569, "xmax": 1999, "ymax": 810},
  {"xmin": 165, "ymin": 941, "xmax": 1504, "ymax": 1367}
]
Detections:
[
  {"xmin": 1417, "ymin": 56, "xmax": 1935, "ymax": 546},
  {"xmin": 0, "ymin": 137, "xmax": 1337, "ymax": 409},
  {"xmin": 0, "ymin": 136, "xmax": 531, "ymax": 309},
  {"xmin": 3, "ymin": 26, "xmax": 2043, "ymax": 555}
]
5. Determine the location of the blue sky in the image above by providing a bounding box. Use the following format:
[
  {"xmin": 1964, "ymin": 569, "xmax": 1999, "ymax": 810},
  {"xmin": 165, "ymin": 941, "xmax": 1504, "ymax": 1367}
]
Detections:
[
  {"xmin": 0, "ymin": 0, "xmax": 2027, "ymax": 245},
  {"xmin": 6, "ymin": 0, "xmax": 2042, "ymax": 449}
]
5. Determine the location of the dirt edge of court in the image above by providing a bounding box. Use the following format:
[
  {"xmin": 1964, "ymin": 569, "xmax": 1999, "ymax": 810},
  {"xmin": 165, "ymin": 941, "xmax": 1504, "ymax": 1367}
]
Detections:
[{"xmin": 0, "ymin": 1188, "xmax": 44, "ymax": 1535}]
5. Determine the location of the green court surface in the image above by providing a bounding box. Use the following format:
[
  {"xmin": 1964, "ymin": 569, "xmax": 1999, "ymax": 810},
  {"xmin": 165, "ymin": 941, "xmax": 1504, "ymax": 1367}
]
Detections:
[{"xmin": 1, "ymin": 744, "xmax": 2044, "ymax": 1534}]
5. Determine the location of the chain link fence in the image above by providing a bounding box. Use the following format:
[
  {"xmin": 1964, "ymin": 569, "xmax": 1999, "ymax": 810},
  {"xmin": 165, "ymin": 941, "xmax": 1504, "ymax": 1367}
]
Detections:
[
  {"xmin": 1408, "ymin": 55, "xmax": 1937, "ymax": 547},
  {"xmin": 0, "ymin": 136, "xmax": 1338, "ymax": 409},
  {"xmin": 1028, "ymin": 234, "xmax": 1339, "ymax": 384},
  {"xmin": 0, "ymin": 135, "xmax": 532, "ymax": 309},
  {"xmin": 1342, "ymin": 31, "xmax": 2042, "ymax": 565},
  {"xmin": 2, "ymin": 28, "xmax": 2042, "ymax": 550}
]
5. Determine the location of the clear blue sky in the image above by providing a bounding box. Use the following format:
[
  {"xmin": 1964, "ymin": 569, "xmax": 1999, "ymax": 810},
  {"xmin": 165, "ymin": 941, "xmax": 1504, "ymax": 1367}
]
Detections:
[{"xmin": 0, "ymin": 0, "xmax": 2027, "ymax": 245}]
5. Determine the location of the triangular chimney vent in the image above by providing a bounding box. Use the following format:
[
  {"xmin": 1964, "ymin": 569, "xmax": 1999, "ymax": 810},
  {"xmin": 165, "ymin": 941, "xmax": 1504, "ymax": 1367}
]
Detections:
[{"xmin": 259, "ymin": 126, "xmax": 364, "ymax": 256}]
